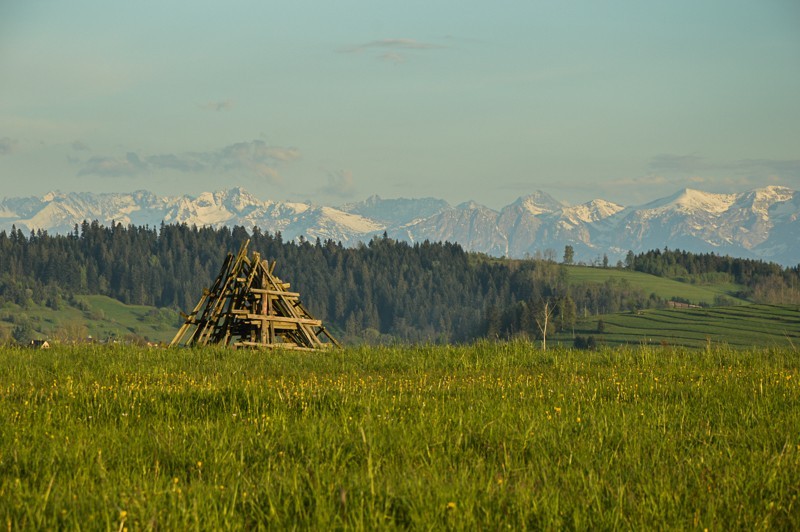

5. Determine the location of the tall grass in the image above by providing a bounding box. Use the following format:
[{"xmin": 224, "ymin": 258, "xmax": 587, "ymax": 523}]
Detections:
[{"xmin": 1, "ymin": 342, "xmax": 798, "ymax": 529}]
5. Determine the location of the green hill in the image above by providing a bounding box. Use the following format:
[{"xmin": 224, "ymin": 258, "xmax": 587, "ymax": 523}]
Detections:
[
  {"xmin": 563, "ymin": 265, "xmax": 747, "ymax": 305},
  {"xmin": 552, "ymin": 303, "xmax": 800, "ymax": 349},
  {"xmin": 0, "ymin": 295, "xmax": 181, "ymax": 344}
]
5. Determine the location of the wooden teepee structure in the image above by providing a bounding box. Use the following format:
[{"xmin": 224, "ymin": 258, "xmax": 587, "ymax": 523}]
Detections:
[{"xmin": 170, "ymin": 240, "xmax": 340, "ymax": 350}]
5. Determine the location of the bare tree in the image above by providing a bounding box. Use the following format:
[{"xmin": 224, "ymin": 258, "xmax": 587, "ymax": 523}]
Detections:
[{"xmin": 534, "ymin": 300, "xmax": 555, "ymax": 351}]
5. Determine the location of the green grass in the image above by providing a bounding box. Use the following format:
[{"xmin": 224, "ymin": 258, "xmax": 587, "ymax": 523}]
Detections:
[
  {"xmin": 564, "ymin": 265, "xmax": 747, "ymax": 305},
  {"xmin": 557, "ymin": 303, "xmax": 800, "ymax": 349},
  {"xmin": 0, "ymin": 295, "xmax": 181, "ymax": 344},
  {"xmin": 1, "ymin": 343, "xmax": 798, "ymax": 529}
]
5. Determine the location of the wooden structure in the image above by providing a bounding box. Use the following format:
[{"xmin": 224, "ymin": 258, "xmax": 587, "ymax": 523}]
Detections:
[
  {"xmin": 29, "ymin": 340, "xmax": 51, "ymax": 349},
  {"xmin": 170, "ymin": 240, "xmax": 340, "ymax": 350}
]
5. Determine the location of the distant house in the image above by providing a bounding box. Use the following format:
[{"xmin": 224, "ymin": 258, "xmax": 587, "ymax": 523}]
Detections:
[{"xmin": 29, "ymin": 339, "xmax": 51, "ymax": 349}]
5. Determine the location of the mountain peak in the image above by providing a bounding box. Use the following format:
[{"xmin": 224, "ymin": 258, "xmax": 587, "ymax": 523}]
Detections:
[
  {"xmin": 562, "ymin": 199, "xmax": 624, "ymax": 223},
  {"xmin": 648, "ymin": 188, "xmax": 737, "ymax": 214},
  {"xmin": 340, "ymin": 195, "xmax": 449, "ymax": 226},
  {"xmin": 1, "ymin": 185, "xmax": 798, "ymax": 265},
  {"xmin": 457, "ymin": 200, "xmax": 492, "ymax": 211},
  {"xmin": 511, "ymin": 190, "xmax": 563, "ymax": 215},
  {"xmin": 42, "ymin": 191, "xmax": 62, "ymax": 202},
  {"xmin": 212, "ymin": 187, "xmax": 263, "ymax": 212},
  {"xmin": 752, "ymin": 185, "xmax": 793, "ymax": 201}
]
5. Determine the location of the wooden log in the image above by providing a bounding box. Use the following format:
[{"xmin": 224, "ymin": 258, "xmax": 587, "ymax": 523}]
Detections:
[
  {"xmin": 250, "ymin": 288, "xmax": 301, "ymax": 297},
  {"xmin": 244, "ymin": 315, "xmax": 323, "ymax": 326}
]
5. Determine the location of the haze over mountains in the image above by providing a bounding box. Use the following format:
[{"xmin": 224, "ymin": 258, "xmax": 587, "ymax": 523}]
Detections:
[{"xmin": 1, "ymin": 186, "xmax": 798, "ymax": 266}]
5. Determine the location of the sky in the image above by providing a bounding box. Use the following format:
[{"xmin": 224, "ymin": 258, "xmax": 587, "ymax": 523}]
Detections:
[{"xmin": 1, "ymin": 1, "xmax": 799, "ymax": 209}]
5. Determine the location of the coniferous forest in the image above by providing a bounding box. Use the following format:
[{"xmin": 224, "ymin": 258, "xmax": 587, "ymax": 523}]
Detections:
[{"xmin": 1, "ymin": 221, "xmax": 798, "ymax": 344}]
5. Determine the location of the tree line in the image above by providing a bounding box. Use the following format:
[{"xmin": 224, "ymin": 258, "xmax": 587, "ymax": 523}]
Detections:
[
  {"xmin": 2, "ymin": 222, "xmax": 797, "ymax": 343},
  {"xmin": 624, "ymin": 248, "xmax": 800, "ymax": 304}
]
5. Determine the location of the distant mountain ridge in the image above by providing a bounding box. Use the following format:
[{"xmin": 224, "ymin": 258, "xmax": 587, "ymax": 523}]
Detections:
[{"xmin": 1, "ymin": 185, "xmax": 798, "ymax": 266}]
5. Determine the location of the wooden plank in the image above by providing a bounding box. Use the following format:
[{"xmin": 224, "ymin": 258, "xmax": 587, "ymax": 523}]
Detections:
[
  {"xmin": 299, "ymin": 323, "xmax": 322, "ymax": 347},
  {"xmin": 250, "ymin": 288, "xmax": 301, "ymax": 297},
  {"xmin": 319, "ymin": 326, "xmax": 342, "ymax": 348},
  {"xmin": 244, "ymin": 315, "xmax": 323, "ymax": 326},
  {"xmin": 236, "ymin": 340, "xmax": 297, "ymax": 347}
]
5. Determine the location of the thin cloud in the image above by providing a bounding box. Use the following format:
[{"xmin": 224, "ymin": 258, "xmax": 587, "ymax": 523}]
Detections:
[
  {"xmin": 606, "ymin": 175, "xmax": 672, "ymax": 187},
  {"xmin": 321, "ymin": 169, "xmax": 357, "ymax": 199},
  {"xmin": 198, "ymin": 99, "xmax": 236, "ymax": 112},
  {"xmin": 339, "ymin": 38, "xmax": 445, "ymax": 62},
  {"xmin": 71, "ymin": 140, "xmax": 91, "ymax": 151},
  {"xmin": 146, "ymin": 153, "xmax": 206, "ymax": 173},
  {"xmin": 0, "ymin": 137, "xmax": 18, "ymax": 155},
  {"xmin": 77, "ymin": 140, "xmax": 299, "ymax": 183},
  {"xmin": 342, "ymin": 38, "xmax": 445, "ymax": 53},
  {"xmin": 379, "ymin": 52, "xmax": 406, "ymax": 64},
  {"xmin": 648, "ymin": 153, "xmax": 707, "ymax": 173},
  {"xmin": 732, "ymin": 158, "xmax": 800, "ymax": 177},
  {"xmin": 262, "ymin": 146, "xmax": 300, "ymax": 162},
  {"xmin": 648, "ymin": 153, "xmax": 800, "ymax": 179},
  {"xmin": 214, "ymin": 141, "xmax": 300, "ymax": 180},
  {"xmin": 78, "ymin": 152, "xmax": 147, "ymax": 177}
]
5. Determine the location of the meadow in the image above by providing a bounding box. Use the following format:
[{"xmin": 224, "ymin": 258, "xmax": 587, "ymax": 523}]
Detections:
[
  {"xmin": 0, "ymin": 295, "xmax": 181, "ymax": 345},
  {"xmin": 563, "ymin": 265, "xmax": 747, "ymax": 306},
  {"xmin": 558, "ymin": 303, "xmax": 800, "ymax": 349},
  {"xmin": 1, "ymin": 343, "xmax": 798, "ymax": 529}
]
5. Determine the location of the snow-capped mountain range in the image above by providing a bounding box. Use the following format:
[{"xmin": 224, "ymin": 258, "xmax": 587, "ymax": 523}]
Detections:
[{"xmin": 1, "ymin": 186, "xmax": 798, "ymax": 266}]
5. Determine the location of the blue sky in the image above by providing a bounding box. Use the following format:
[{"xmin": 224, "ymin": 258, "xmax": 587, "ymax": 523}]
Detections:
[{"xmin": 1, "ymin": 1, "xmax": 798, "ymax": 208}]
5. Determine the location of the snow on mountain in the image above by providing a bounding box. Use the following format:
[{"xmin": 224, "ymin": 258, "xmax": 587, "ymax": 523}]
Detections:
[
  {"xmin": 496, "ymin": 197, "xmax": 548, "ymax": 256},
  {"xmin": 0, "ymin": 188, "xmax": 379, "ymax": 245},
  {"xmin": 751, "ymin": 190, "xmax": 800, "ymax": 266},
  {"xmin": 598, "ymin": 186, "xmax": 798, "ymax": 262},
  {"xmin": 392, "ymin": 201, "xmax": 508, "ymax": 256},
  {"xmin": 0, "ymin": 185, "xmax": 798, "ymax": 265},
  {"xmin": 341, "ymin": 195, "xmax": 449, "ymax": 226},
  {"xmin": 713, "ymin": 186, "xmax": 795, "ymax": 249},
  {"xmin": 562, "ymin": 199, "xmax": 625, "ymax": 224},
  {"xmin": 278, "ymin": 206, "xmax": 383, "ymax": 244},
  {"xmin": 0, "ymin": 190, "xmax": 167, "ymax": 234},
  {"xmin": 631, "ymin": 188, "xmax": 738, "ymax": 220},
  {"xmin": 512, "ymin": 190, "xmax": 564, "ymax": 216}
]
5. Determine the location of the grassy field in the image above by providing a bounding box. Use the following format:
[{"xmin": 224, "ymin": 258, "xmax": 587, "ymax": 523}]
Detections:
[
  {"xmin": 556, "ymin": 303, "xmax": 800, "ymax": 349},
  {"xmin": 1, "ymin": 343, "xmax": 798, "ymax": 529},
  {"xmin": 0, "ymin": 295, "xmax": 181, "ymax": 344},
  {"xmin": 563, "ymin": 265, "xmax": 747, "ymax": 305}
]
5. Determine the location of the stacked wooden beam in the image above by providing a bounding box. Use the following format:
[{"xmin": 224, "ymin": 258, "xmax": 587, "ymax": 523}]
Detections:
[{"xmin": 170, "ymin": 240, "xmax": 340, "ymax": 350}]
